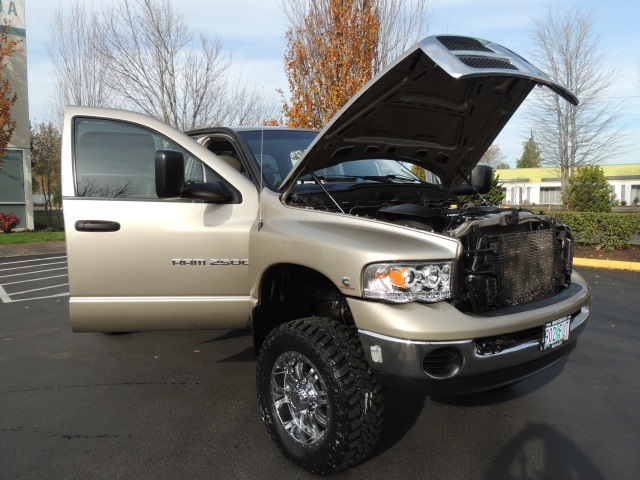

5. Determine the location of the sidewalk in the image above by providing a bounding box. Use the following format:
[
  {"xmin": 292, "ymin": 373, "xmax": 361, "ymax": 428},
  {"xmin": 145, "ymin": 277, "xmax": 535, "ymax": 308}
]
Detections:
[
  {"xmin": 0, "ymin": 241, "xmax": 67, "ymax": 258},
  {"xmin": 0, "ymin": 240, "xmax": 638, "ymax": 271}
]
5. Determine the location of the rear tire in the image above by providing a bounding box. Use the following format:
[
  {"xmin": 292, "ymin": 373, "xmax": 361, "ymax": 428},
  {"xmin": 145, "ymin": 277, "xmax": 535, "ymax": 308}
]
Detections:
[{"xmin": 256, "ymin": 318, "xmax": 383, "ymax": 474}]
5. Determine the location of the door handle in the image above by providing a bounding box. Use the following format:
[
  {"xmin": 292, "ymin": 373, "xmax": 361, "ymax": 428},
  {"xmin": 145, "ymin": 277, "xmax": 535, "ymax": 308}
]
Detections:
[{"xmin": 75, "ymin": 220, "xmax": 121, "ymax": 232}]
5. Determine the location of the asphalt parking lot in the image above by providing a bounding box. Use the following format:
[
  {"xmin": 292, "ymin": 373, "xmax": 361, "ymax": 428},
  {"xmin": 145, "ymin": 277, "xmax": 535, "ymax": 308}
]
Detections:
[
  {"xmin": 0, "ymin": 254, "xmax": 69, "ymax": 303},
  {"xmin": 0, "ymin": 263, "xmax": 638, "ymax": 479}
]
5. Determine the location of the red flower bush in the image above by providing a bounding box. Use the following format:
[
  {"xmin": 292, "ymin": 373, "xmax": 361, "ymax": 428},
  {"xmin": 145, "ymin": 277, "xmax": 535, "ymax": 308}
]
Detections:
[{"xmin": 0, "ymin": 213, "xmax": 20, "ymax": 233}]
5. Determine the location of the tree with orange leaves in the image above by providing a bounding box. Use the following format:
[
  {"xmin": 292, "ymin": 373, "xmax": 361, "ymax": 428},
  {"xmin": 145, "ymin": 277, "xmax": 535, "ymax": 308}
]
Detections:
[
  {"xmin": 281, "ymin": 0, "xmax": 432, "ymax": 129},
  {"xmin": 0, "ymin": 23, "xmax": 19, "ymax": 172},
  {"xmin": 282, "ymin": 0, "xmax": 380, "ymax": 129}
]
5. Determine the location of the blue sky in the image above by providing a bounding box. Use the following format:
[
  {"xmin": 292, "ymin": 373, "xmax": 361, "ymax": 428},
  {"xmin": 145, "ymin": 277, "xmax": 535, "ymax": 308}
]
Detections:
[{"xmin": 24, "ymin": 0, "xmax": 640, "ymax": 166}]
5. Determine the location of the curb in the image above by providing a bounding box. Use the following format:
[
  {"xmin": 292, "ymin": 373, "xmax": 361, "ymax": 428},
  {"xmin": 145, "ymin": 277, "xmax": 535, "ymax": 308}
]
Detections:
[
  {"xmin": 573, "ymin": 257, "xmax": 640, "ymax": 272},
  {"xmin": 0, "ymin": 241, "xmax": 67, "ymax": 258},
  {"xmin": 0, "ymin": 241, "xmax": 638, "ymax": 272}
]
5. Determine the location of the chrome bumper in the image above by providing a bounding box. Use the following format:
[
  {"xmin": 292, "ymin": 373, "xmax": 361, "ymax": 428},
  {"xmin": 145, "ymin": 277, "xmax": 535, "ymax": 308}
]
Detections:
[{"xmin": 358, "ymin": 305, "xmax": 589, "ymax": 382}]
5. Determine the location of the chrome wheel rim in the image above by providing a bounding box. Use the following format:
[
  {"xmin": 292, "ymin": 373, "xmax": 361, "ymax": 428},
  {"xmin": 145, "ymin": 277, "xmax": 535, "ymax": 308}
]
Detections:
[{"xmin": 271, "ymin": 351, "xmax": 330, "ymax": 446}]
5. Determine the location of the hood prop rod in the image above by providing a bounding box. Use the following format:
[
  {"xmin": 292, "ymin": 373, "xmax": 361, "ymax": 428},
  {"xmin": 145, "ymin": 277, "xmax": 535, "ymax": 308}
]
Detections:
[
  {"xmin": 460, "ymin": 168, "xmax": 492, "ymax": 207},
  {"xmin": 310, "ymin": 171, "xmax": 345, "ymax": 214}
]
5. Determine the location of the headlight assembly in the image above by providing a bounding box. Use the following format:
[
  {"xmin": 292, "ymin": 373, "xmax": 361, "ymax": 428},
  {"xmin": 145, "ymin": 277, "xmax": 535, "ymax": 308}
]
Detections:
[{"xmin": 363, "ymin": 262, "xmax": 454, "ymax": 303}]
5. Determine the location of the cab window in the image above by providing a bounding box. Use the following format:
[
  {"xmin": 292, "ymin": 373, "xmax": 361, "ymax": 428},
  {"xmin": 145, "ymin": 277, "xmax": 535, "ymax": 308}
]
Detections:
[{"xmin": 74, "ymin": 118, "xmax": 204, "ymax": 198}]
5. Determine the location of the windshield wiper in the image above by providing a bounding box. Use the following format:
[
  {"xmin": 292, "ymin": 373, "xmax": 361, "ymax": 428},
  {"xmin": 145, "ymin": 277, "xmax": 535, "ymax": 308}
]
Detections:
[
  {"xmin": 312, "ymin": 175, "xmax": 363, "ymax": 182},
  {"xmin": 380, "ymin": 174, "xmax": 425, "ymax": 183},
  {"xmin": 314, "ymin": 174, "xmax": 424, "ymax": 184}
]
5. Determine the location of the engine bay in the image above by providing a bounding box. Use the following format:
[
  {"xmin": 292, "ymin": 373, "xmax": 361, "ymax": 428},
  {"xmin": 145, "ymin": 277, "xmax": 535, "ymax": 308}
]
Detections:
[{"xmin": 286, "ymin": 182, "xmax": 574, "ymax": 313}]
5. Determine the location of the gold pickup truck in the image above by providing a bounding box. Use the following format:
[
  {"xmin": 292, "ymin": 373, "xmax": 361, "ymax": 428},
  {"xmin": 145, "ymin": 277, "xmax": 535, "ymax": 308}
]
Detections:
[{"xmin": 62, "ymin": 35, "xmax": 590, "ymax": 474}]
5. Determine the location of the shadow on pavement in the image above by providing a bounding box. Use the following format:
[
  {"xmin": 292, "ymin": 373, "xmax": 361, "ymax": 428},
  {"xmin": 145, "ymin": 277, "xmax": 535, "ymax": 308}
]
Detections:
[
  {"xmin": 483, "ymin": 423, "xmax": 605, "ymax": 480},
  {"xmin": 372, "ymin": 389, "xmax": 427, "ymax": 458},
  {"xmin": 199, "ymin": 328, "xmax": 252, "ymax": 345},
  {"xmin": 431, "ymin": 359, "xmax": 567, "ymax": 408}
]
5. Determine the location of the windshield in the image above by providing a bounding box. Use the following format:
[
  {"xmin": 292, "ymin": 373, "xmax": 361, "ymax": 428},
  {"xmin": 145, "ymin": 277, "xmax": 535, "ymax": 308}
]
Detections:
[
  {"xmin": 238, "ymin": 129, "xmax": 316, "ymax": 190},
  {"xmin": 238, "ymin": 129, "xmax": 440, "ymax": 189},
  {"xmin": 311, "ymin": 159, "xmax": 423, "ymax": 183}
]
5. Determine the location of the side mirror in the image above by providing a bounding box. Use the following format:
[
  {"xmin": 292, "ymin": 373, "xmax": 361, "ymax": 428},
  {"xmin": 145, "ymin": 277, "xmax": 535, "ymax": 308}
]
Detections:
[
  {"xmin": 155, "ymin": 150, "xmax": 185, "ymax": 198},
  {"xmin": 155, "ymin": 149, "xmax": 232, "ymax": 203},
  {"xmin": 470, "ymin": 164, "xmax": 493, "ymax": 194},
  {"xmin": 450, "ymin": 164, "xmax": 493, "ymax": 195}
]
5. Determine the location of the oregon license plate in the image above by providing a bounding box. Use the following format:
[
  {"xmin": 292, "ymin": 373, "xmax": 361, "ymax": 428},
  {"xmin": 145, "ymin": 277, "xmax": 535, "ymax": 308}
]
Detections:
[{"xmin": 542, "ymin": 316, "xmax": 571, "ymax": 350}]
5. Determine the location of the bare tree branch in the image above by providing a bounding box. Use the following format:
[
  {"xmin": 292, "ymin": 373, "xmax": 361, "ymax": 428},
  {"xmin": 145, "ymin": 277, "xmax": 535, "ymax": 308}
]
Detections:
[
  {"xmin": 47, "ymin": 1, "xmax": 116, "ymax": 126},
  {"xmin": 375, "ymin": 0, "xmax": 433, "ymax": 71},
  {"xmin": 478, "ymin": 144, "xmax": 507, "ymax": 169},
  {"xmin": 527, "ymin": 6, "xmax": 627, "ymax": 191},
  {"xmin": 48, "ymin": 0, "xmax": 277, "ymax": 130}
]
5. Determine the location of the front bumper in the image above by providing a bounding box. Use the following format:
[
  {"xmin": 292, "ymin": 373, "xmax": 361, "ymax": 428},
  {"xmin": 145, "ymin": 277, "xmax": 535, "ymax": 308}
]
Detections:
[
  {"xmin": 358, "ymin": 305, "xmax": 587, "ymax": 394},
  {"xmin": 349, "ymin": 272, "xmax": 591, "ymax": 395}
]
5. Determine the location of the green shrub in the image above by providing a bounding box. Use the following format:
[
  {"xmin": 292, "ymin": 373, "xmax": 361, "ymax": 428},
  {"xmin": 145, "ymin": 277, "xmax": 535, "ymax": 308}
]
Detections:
[
  {"xmin": 551, "ymin": 211, "xmax": 640, "ymax": 251},
  {"xmin": 457, "ymin": 172, "xmax": 505, "ymax": 205},
  {"xmin": 563, "ymin": 165, "xmax": 614, "ymax": 212}
]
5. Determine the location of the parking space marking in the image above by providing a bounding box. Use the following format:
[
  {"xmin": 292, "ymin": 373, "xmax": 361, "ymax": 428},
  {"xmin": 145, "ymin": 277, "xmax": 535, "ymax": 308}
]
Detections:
[
  {"xmin": 8, "ymin": 292, "xmax": 70, "ymax": 303},
  {"xmin": 0, "ymin": 255, "xmax": 69, "ymax": 303},
  {"xmin": 0, "ymin": 255, "xmax": 67, "ymax": 266},
  {"xmin": 0, "ymin": 285, "xmax": 10, "ymax": 303},
  {"xmin": 0, "ymin": 267, "xmax": 69, "ymax": 280},
  {"xmin": 10, "ymin": 283, "xmax": 70, "ymax": 297},
  {"xmin": 1, "ymin": 274, "xmax": 69, "ymax": 286},
  {"xmin": 0, "ymin": 260, "xmax": 67, "ymax": 272}
]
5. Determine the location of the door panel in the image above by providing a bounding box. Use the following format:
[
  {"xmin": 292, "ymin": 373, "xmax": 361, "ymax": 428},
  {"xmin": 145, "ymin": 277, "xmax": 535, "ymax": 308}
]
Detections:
[{"xmin": 62, "ymin": 107, "xmax": 258, "ymax": 331}]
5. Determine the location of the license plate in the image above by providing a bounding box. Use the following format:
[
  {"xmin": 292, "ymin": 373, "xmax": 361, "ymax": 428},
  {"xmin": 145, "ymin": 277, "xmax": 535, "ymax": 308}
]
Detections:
[{"xmin": 542, "ymin": 316, "xmax": 571, "ymax": 350}]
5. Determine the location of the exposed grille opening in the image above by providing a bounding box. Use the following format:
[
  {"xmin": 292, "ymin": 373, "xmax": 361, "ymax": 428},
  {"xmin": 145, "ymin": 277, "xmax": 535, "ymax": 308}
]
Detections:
[
  {"xmin": 458, "ymin": 55, "xmax": 518, "ymax": 71},
  {"xmin": 423, "ymin": 347, "xmax": 463, "ymax": 378},
  {"xmin": 460, "ymin": 224, "xmax": 572, "ymax": 313},
  {"xmin": 500, "ymin": 230, "xmax": 555, "ymax": 305},
  {"xmin": 438, "ymin": 36, "xmax": 493, "ymax": 52},
  {"xmin": 475, "ymin": 326, "xmax": 542, "ymax": 356}
]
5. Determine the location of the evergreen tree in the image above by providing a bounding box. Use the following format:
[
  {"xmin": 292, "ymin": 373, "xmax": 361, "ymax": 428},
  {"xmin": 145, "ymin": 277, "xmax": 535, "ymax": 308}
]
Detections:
[
  {"xmin": 457, "ymin": 172, "xmax": 505, "ymax": 206},
  {"xmin": 563, "ymin": 165, "xmax": 614, "ymax": 212},
  {"xmin": 517, "ymin": 132, "xmax": 541, "ymax": 168},
  {"xmin": 485, "ymin": 172, "xmax": 506, "ymax": 205}
]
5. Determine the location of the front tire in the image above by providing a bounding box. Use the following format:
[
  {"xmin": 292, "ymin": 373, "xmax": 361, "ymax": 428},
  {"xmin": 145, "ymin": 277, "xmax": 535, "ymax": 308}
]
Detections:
[{"xmin": 256, "ymin": 318, "xmax": 383, "ymax": 474}]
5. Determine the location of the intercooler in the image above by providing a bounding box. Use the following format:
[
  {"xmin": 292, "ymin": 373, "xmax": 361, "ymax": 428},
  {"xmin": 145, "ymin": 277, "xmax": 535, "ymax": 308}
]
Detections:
[{"xmin": 462, "ymin": 227, "xmax": 568, "ymax": 312}]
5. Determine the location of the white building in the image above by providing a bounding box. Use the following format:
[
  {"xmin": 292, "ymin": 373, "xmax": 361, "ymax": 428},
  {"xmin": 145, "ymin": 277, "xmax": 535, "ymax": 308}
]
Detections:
[
  {"xmin": 0, "ymin": 0, "xmax": 32, "ymax": 229},
  {"xmin": 496, "ymin": 164, "xmax": 640, "ymax": 207}
]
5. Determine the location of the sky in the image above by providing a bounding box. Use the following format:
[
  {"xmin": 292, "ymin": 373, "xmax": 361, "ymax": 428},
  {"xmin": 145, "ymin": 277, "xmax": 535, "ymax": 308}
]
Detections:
[{"xmin": 22, "ymin": 0, "xmax": 640, "ymax": 167}]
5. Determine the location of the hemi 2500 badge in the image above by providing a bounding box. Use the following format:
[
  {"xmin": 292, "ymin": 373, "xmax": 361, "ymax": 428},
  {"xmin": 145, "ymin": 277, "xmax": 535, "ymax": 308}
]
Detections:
[{"xmin": 172, "ymin": 259, "xmax": 249, "ymax": 266}]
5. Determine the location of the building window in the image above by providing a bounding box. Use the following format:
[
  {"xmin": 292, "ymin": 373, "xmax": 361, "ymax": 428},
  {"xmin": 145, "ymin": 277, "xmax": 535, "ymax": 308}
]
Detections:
[
  {"xmin": 631, "ymin": 185, "xmax": 640, "ymax": 205},
  {"xmin": 0, "ymin": 149, "xmax": 27, "ymax": 223},
  {"xmin": 540, "ymin": 187, "xmax": 562, "ymax": 205},
  {"xmin": 0, "ymin": 149, "xmax": 26, "ymax": 202}
]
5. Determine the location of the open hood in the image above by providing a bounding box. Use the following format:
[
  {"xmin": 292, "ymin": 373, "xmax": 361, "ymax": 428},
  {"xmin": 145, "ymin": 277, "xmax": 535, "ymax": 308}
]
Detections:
[{"xmin": 280, "ymin": 35, "xmax": 577, "ymax": 192}]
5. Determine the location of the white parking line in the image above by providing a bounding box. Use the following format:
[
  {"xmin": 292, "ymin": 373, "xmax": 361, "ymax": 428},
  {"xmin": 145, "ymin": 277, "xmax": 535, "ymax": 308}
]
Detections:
[
  {"xmin": 0, "ymin": 255, "xmax": 67, "ymax": 266},
  {"xmin": 1, "ymin": 274, "xmax": 68, "ymax": 286},
  {"xmin": 8, "ymin": 292, "xmax": 69, "ymax": 303},
  {"xmin": 0, "ymin": 261, "xmax": 68, "ymax": 272},
  {"xmin": 0, "ymin": 255, "xmax": 70, "ymax": 303},
  {"xmin": 0, "ymin": 267, "xmax": 69, "ymax": 280},
  {"xmin": 10, "ymin": 283, "xmax": 70, "ymax": 296},
  {"xmin": 0, "ymin": 284, "xmax": 10, "ymax": 303}
]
